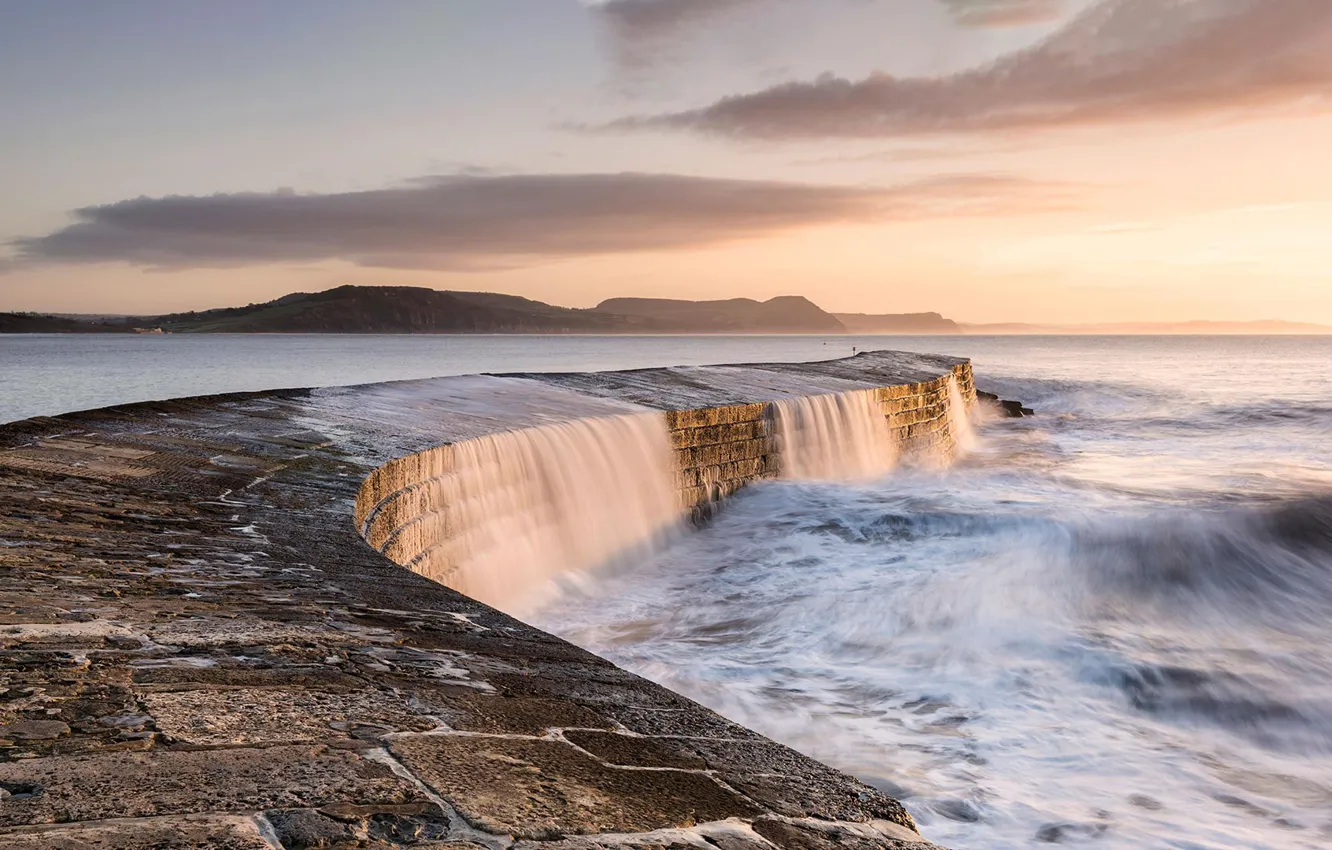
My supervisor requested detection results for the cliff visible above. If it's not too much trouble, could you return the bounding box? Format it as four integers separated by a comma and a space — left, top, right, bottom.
835, 312, 961, 334
595, 295, 845, 333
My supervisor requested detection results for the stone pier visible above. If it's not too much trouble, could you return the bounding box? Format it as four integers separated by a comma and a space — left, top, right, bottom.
0, 352, 971, 850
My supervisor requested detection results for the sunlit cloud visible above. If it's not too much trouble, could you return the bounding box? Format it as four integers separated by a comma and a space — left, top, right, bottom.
7, 172, 1070, 272
608, 0, 1332, 138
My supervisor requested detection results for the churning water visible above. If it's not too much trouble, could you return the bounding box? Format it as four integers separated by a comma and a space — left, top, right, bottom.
534, 337, 1332, 850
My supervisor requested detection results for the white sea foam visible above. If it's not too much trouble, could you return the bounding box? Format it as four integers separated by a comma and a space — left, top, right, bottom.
536, 339, 1332, 850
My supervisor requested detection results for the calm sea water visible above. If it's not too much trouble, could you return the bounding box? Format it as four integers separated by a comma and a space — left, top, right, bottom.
3, 333, 940, 424
6, 333, 1332, 848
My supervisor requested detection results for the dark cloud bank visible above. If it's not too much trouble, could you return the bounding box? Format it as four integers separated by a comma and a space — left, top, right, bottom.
9, 172, 1063, 271
608, 0, 1332, 138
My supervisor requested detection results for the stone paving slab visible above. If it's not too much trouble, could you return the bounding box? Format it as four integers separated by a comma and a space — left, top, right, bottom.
0, 814, 275, 850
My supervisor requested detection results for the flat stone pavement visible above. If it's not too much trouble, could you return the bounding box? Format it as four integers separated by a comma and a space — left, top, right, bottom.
0, 354, 958, 850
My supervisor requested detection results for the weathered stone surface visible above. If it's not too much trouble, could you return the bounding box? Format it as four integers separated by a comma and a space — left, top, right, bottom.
439, 693, 613, 736
266, 808, 355, 848
141, 686, 435, 745
0, 745, 419, 826
390, 734, 761, 838
581, 704, 764, 741
265, 801, 463, 848
663, 739, 918, 831
0, 814, 273, 850
562, 730, 707, 771
0, 720, 71, 741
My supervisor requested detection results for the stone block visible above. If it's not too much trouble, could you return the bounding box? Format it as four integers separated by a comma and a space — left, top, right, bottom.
669, 421, 766, 449
0, 814, 274, 850
562, 730, 706, 770
140, 687, 435, 745
663, 738, 917, 831
0, 745, 421, 827
389, 734, 760, 839
439, 693, 613, 735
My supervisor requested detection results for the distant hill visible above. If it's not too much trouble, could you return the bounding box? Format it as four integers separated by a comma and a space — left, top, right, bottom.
594, 296, 844, 333
145, 286, 631, 334
1, 286, 850, 334
0, 312, 132, 333
835, 312, 960, 334
10, 286, 1323, 335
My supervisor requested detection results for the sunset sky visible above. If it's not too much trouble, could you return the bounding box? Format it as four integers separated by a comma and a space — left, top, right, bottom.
3, 0, 1332, 323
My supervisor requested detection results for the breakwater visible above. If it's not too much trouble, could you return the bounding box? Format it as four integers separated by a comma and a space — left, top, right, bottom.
357, 360, 975, 612
0, 351, 969, 850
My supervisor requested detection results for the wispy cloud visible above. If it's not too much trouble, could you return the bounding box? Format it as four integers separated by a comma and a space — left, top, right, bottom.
607, 0, 1332, 138
7, 172, 1068, 272
587, 0, 1068, 66
941, 0, 1065, 27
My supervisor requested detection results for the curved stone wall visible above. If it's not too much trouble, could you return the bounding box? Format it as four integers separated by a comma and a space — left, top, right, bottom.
356, 361, 976, 603
0, 352, 971, 848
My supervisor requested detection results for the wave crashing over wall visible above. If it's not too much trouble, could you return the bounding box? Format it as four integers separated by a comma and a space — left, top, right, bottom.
411, 413, 679, 611
946, 374, 977, 456
774, 389, 900, 481
361, 363, 978, 614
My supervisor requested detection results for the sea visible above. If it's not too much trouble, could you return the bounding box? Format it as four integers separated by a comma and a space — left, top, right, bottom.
4, 333, 1331, 849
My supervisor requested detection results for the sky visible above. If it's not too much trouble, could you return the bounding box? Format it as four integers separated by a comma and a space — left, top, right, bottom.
2, 0, 1332, 324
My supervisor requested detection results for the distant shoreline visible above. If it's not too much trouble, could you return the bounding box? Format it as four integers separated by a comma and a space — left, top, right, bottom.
4, 284, 1328, 336
4, 329, 1331, 338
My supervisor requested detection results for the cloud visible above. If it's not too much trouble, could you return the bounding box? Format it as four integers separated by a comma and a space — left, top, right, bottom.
941, 0, 1065, 27
590, 0, 1063, 38
609, 0, 1332, 138
587, 0, 1065, 67
590, 0, 759, 42
8, 172, 1066, 272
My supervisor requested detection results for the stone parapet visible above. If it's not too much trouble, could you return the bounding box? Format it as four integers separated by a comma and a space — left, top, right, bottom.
359, 360, 976, 550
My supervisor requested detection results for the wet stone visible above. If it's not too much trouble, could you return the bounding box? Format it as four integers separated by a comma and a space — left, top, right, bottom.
266, 808, 354, 848
663, 738, 917, 831
389, 734, 761, 839
561, 730, 707, 770
0, 814, 274, 850
581, 704, 763, 741
140, 686, 435, 745
440, 693, 612, 736
0, 745, 420, 827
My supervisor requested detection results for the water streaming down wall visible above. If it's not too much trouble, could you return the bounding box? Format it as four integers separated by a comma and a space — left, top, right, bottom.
356, 361, 979, 611
773, 389, 899, 481
368, 413, 679, 611
946, 374, 978, 457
